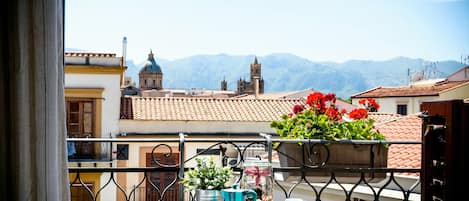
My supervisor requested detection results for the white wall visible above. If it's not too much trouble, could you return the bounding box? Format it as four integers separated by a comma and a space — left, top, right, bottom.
119, 120, 276, 134
65, 74, 122, 137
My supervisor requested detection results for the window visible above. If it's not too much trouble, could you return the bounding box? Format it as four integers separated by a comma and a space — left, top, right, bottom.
66, 98, 95, 159
153, 79, 156, 87
144, 79, 147, 86
397, 104, 407, 115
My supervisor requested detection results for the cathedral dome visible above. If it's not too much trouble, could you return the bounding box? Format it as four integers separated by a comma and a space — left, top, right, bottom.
140, 50, 162, 74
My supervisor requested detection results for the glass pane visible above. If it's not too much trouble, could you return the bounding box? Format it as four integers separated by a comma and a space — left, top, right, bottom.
83, 102, 92, 113
69, 102, 79, 112
69, 113, 79, 123
83, 113, 92, 133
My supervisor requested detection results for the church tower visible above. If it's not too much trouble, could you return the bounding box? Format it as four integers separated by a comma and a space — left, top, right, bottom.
236, 56, 264, 95
250, 56, 261, 82
139, 50, 163, 90
220, 77, 227, 91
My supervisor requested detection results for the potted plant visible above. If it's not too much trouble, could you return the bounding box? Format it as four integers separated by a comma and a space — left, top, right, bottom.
181, 157, 233, 201
270, 92, 388, 183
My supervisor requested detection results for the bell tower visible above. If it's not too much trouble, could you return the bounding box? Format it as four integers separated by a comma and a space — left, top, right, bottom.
221, 77, 227, 91
250, 56, 261, 82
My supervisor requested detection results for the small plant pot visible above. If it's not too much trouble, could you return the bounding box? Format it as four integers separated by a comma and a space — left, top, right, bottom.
277, 142, 388, 183
195, 189, 223, 201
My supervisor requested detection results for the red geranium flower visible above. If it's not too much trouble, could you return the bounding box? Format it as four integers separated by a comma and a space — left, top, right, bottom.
292, 104, 305, 114
326, 107, 342, 121
340, 109, 347, 114
358, 98, 380, 112
358, 99, 366, 105
325, 93, 336, 102
349, 108, 368, 120
306, 92, 326, 113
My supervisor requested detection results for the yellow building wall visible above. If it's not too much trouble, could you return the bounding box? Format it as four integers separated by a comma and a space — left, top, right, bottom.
69, 173, 102, 201
439, 83, 469, 100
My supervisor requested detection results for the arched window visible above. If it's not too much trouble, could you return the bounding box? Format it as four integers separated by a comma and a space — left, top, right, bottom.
153, 80, 156, 87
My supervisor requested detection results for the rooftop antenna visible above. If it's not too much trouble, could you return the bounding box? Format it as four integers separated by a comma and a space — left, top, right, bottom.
407, 68, 410, 85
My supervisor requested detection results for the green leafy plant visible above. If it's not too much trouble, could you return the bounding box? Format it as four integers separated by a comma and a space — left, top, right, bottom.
270, 92, 385, 142
181, 157, 233, 191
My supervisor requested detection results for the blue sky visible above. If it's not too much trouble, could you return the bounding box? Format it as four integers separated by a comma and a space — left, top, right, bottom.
65, 0, 469, 62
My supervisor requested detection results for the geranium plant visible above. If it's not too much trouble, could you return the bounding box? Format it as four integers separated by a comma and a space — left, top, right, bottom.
270, 92, 385, 141
181, 157, 233, 191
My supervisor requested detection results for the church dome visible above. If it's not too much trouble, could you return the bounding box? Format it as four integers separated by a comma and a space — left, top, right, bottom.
140, 50, 162, 74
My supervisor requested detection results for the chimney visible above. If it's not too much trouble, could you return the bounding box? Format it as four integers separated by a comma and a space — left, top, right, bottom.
122, 36, 127, 66
254, 76, 259, 99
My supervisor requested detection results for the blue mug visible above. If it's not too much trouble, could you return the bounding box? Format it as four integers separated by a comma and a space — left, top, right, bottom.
221, 188, 257, 201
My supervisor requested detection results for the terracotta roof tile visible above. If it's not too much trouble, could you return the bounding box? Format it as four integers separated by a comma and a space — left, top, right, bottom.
352, 81, 469, 98
375, 114, 422, 176
126, 97, 302, 122
368, 112, 402, 124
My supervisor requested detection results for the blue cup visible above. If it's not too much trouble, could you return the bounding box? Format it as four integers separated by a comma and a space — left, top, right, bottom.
221, 188, 257, 201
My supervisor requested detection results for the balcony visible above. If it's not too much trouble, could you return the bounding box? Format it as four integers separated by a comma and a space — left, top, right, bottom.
67, 134, 421, 201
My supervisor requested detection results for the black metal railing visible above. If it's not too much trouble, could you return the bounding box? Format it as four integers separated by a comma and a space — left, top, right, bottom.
67, 133, 421, 201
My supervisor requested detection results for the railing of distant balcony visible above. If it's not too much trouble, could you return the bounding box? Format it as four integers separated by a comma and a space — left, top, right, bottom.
67, 134, 421, 201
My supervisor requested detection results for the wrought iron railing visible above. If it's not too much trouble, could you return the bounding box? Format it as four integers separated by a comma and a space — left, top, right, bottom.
67, 133, 421, 201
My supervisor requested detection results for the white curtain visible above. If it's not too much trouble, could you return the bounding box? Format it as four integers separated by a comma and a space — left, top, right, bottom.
0, 0, 70, 200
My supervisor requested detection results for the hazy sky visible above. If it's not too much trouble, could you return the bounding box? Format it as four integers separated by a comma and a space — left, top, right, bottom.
65, 0, 469, 62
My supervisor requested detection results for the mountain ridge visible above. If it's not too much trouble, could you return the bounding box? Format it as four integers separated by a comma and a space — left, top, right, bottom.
119, 53, 465, 98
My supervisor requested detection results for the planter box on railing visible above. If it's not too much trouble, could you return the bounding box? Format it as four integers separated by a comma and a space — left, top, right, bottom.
276, 142, 388, 183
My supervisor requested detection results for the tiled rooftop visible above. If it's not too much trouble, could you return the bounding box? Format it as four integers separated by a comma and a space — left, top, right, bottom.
124, 97, 303, 122
375, 114, 422, 176
368, 112, 402, 124
352, 80, 469, 98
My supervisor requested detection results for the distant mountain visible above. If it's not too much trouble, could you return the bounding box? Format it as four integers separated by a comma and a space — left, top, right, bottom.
123, 54, 465, 98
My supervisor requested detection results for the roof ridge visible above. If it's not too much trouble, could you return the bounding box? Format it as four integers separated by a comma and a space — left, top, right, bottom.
351, 86, 382, 98
132, 96, 302, 102
65, 52, 117, 57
